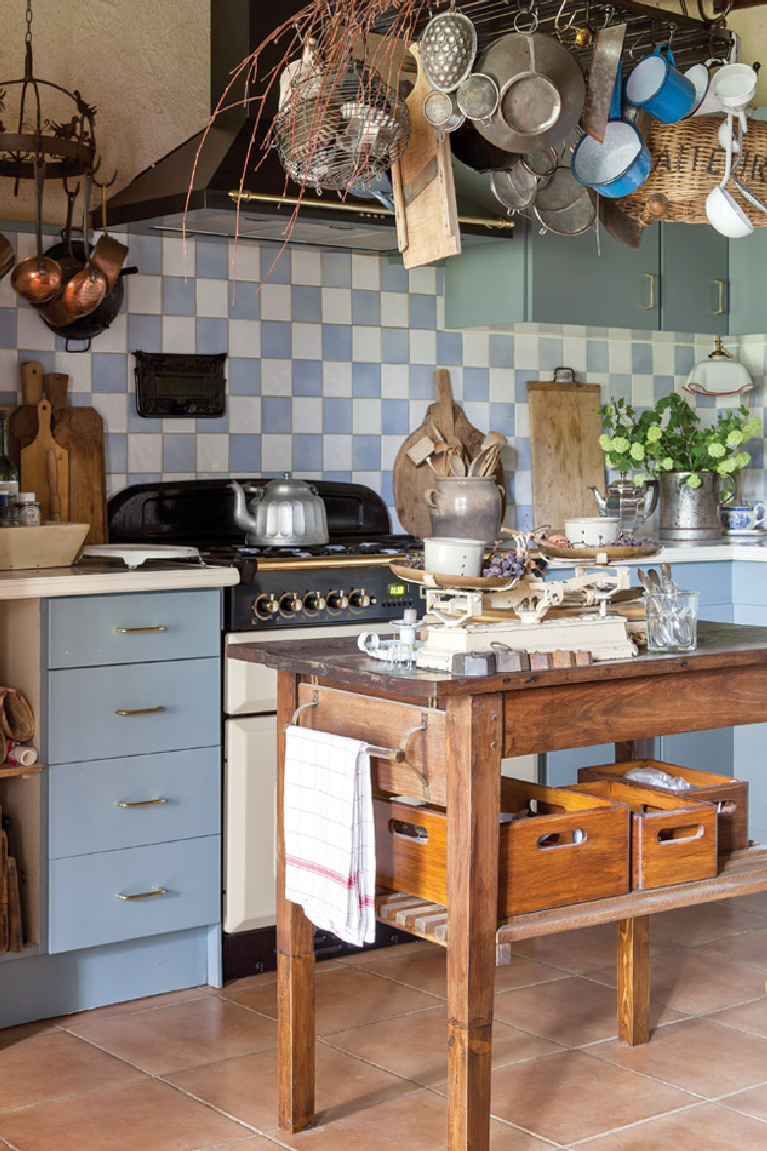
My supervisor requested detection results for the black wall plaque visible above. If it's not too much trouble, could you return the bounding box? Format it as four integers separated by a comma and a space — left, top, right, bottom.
134, 351, 227, 418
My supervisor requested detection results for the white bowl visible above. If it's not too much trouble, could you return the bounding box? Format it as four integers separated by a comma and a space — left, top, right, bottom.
423, 536, 485, 577
563, 517, 621, 546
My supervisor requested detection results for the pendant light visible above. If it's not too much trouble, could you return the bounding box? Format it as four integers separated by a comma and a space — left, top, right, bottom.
683, 337, 754, 398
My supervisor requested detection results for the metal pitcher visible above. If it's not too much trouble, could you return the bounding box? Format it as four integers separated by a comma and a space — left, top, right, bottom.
590, 474, 658, 526
659, 472, 723, 541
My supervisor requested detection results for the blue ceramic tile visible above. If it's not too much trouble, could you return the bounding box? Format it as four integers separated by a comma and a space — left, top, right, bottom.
353, 362, 381, 398
632, 342, 653, 374
674, 345, 695, 375
196, 317, 228, 353
653, 374, 675, 400
228, 357, 261, 395
162, 276, 196, 316
291, 285, 321, 324
324, 471, 353, 483
128, 234, 162, 276
196, 241, 228, 279
409, 364, 435, 399
128, 395, 163, 434
128, 473, 162, 485
92, 352, 128, 393
749, 438, 764, 468
261, 243, 291, 284
323, 398, 352, 433
70, 395, 92, 407
19, 349, 56, 372
489, 334, 514, 369
587, 340, 609, 373
55, 336, 90, 354
539, 337, 563, 372
228, 284, 261, 320
230, 434, 262, 473
380, 471, 394, 507
464, 367, 489, 402
0, 392, 15, 408
381, 327, 409, 364
293, 433, 323, 471
380, 258, 408, 292
352, 290, 381, 326
515, 369, 537, 402
262, 396, 292, 433
382, 399, 410, 434
163, 434, 196, 473
511, 437, 531, 471
0, 308, 16, 348
321, 250, 351, 288
609, 373, 632, 400
437, 330, 462, 365
196, 413, 229, 433
514, 503, 533, 531
105, 433, 127, 473
353, 434, 381, 470
293, 360, 322, 396
409, 294, 436, 330
323, 324, 352, 361
128, 314, 162, 353
261, 321, 292, 359
695, 392, 715, 409
489, 402, 515, 437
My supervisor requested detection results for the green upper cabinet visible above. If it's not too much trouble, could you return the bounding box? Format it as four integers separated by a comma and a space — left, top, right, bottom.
727, 227, 767, 335
444, 219, 729, 334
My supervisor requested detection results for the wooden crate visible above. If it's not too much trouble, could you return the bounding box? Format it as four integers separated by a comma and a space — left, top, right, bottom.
567, 779, 718, 890
0, 523, 89, 570
373, 777, 630, 918
577, 759, 748, 857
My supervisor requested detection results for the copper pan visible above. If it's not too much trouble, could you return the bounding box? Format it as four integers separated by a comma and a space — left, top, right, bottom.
39, 173, 106, 325
11, 161, 62, 305
90, 180, 128, 291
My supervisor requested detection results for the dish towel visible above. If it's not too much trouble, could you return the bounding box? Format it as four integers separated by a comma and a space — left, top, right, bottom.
283, 724, 377, 947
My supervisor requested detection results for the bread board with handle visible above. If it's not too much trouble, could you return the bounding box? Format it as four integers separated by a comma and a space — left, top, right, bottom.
527, 368, 605, 531
20, 400, 68, 523
9, 361, 44, 461
44, 373, 107, 545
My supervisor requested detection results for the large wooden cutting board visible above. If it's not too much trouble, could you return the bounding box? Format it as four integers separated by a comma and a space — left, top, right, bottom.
20, 400, 68, 522
527, 376, 605, 531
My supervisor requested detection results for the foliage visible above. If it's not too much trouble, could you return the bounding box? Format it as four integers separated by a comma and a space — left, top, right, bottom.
598, 394, 761, 489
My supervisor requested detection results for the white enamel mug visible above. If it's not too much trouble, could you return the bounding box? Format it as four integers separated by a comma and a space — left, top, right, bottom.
423, 536, 485, 577
706, 184, 754, 238
711, 63, 758, 111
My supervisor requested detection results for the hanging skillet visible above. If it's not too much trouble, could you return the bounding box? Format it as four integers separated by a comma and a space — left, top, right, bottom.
36, 234, 137, 351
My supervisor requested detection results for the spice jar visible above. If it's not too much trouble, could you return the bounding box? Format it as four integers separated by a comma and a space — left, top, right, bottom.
15, 492, 41, 526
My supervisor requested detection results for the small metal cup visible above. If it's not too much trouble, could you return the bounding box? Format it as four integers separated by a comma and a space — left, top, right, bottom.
423, 89, 466, 133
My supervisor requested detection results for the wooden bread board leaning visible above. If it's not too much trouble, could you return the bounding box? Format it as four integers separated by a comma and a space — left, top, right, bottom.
527, 368, 605, 531
20, 400, 68, 523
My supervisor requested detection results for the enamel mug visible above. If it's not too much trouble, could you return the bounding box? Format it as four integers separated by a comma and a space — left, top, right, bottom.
626, 46, 697, 123
720, 502, 767, 531
684, 61, 726, 117
711, 62, 758, 112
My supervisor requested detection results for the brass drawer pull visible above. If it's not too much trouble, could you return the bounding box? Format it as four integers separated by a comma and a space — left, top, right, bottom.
643, 272, 656, 310
114, 706, 166, 716
114, 626, 167, 634
116, 797, 168, 808
713, 278, 725, 316
116, 887, 167, 901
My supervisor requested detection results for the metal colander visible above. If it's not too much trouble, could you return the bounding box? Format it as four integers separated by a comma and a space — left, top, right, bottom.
274, 62, 410, 194
420, 10, 478, 93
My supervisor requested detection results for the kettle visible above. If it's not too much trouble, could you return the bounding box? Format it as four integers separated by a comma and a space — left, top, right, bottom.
230, 475, 329, 547
590, 474, 658, 525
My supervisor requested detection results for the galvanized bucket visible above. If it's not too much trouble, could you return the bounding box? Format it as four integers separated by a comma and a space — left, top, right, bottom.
659, 471, 722, 541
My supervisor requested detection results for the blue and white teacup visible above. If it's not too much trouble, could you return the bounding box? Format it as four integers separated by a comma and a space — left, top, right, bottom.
720, 502, 767, 531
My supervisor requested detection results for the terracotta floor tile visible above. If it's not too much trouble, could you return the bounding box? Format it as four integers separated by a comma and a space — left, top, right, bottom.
724, 1082, 767, 1123
60, 987, 214, 1023
493, 975, 681, 1047
0, 1079, 248, 1151
509, 924, 673, 975
270, 1087, 553, 1149
588, 1016, 767, 1097
335, 941, 434, 966
166, 1042, 415, 1131
698, 925, 767, 969
652, 901, 767, 946
463, 1049, 692, 1145
710, 996, 767, 1040
214, 960, 344, 996
731, 891, 767, 918
589, 945, 767, 1014
0, 1030, 143, 1112
62, 995, 278, 1075
221, 965, 441, 1035
0, 1021, 60, 1049
324, 1004, 559, 1087
574, 1101, 767, 1149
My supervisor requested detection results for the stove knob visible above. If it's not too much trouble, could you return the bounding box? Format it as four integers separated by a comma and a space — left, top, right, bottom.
256, 594, 279, 617
327, 590, 349, 611
280, 593, 303, 616
303, 591, 326, 612
349, 588, 371, 609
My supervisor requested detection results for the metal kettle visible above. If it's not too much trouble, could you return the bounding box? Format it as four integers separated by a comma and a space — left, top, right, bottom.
230, 475, 329, 547
590, 474, 658, 525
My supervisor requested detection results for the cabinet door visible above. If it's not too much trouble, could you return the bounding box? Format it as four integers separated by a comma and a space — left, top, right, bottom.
660, 224, 727, 335
530, 225, 660, 330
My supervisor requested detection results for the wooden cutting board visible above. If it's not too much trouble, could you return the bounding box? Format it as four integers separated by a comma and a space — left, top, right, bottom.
392, 368, 505, 539
20, 400, 68, 522
44, 374, 107, 545
527, 374, 605, 531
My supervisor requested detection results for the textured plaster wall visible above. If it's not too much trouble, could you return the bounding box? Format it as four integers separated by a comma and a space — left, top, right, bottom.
0, 0, 209, 223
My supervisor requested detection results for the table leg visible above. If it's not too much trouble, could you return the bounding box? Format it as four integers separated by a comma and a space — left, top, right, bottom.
276, 671, 315, 1132
615, 739, 655, 762
446, 694, 502, 1151
616, 916, 651, 1046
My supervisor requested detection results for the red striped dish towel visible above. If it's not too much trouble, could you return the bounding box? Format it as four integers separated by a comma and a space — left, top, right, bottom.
283, 724, 376, 947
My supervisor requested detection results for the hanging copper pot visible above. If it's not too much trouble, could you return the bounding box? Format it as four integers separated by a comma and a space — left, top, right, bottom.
11, 160, 62, 305
38, 172, 106, 325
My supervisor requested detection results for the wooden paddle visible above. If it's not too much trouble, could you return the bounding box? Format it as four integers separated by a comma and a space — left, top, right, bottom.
43, 373, 107, 545
20, 400, 68, 522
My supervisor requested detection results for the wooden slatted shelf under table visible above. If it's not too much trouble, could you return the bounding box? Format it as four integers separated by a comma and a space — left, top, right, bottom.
229, 621, 767, 1151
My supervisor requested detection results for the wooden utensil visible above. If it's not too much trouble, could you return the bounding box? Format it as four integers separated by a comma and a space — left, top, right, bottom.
20, 400, 68, 522
9, 362, 44, 467
527, 368, 605, 531
43, 373, 107, 545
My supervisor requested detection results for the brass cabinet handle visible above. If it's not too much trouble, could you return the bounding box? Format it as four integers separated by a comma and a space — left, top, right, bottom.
116, 797, 168, 808
114, 706, 166, 716
713, 278, 725, 316
643, 272, 656, 310
116, 887, 167, 901
114, 626, 167, 634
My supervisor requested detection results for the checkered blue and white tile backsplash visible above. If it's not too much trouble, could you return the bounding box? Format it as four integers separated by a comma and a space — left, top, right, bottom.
0, 225, 764, 531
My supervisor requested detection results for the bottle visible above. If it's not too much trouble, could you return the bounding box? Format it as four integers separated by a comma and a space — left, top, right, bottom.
15, 493, 40, 526
0, 414, 18, 502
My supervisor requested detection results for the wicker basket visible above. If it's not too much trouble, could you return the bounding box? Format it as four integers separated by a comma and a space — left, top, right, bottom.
616, 117, 767, 226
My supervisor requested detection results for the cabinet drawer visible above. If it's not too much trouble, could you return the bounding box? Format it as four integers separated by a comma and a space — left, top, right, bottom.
48, 658, 220, 763
49, 835, 220, 954
47, 590, 221, 669
49, 748, 220, 859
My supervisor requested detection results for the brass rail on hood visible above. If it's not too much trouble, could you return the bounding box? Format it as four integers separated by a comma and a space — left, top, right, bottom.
228, 190, 515, 229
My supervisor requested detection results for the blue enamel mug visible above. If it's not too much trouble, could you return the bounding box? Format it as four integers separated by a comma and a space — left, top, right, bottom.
625, 46, 696, 123
572, 67, 651, 199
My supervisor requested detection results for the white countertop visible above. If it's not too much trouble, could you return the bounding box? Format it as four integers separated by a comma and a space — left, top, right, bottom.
0, 560, 240, 599
546, 542, 767, 567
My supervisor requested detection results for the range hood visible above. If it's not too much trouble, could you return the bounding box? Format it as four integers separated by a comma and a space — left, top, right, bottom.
105, 0, 511, 251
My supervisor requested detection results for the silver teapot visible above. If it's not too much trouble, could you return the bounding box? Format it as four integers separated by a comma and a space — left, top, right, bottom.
230, 475, 329, 547
590, 474, 658, 526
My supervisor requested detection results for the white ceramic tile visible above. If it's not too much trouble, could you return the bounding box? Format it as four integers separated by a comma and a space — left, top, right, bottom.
107, 474, 127, 496
461, 330, 490, 368
409, 266, 437, 294
323, 434, 353, 471
352, 252, 380, 290
260, 359, 292, 396
291, 397, 322, 434
380, 291, 408, 328
127, 274, 162, 314
91, 392, 128, 435
436, 295, 445, 329
261, 433, 292, 472
91, 312, 128, 354
562, 336, 587, 370
292, 323, 322, 359
228, 318, 260, 357
163, 419, 195, 433
489, 368, 515, 403
0, 350, 18, 394
163, 236, 194, 278
291, 246, 322, 285
128, 433, 162, 472
513, 334, 538, 371
162, 316, 196, 353
0, 269, 15, 308
631, 375, 654, 406
351, 470, 383, 493
352, 398, 382, 434
410, 399, 430, 426
15, 232, 37, 260
409, 329, 436, 364
381, 435, 401, 472
321, 287, 352, 325
607, 340, 632, 374
514, 402, 530, 438
196, 278, 229, 318
323, 361, 352, 396
17, 306, 55, 350
352, 326, 381, 363
260, 282, 291, 322
653, 344, 675, 375
228, 240, 261, 282
197, 433, 230, 472
463, 401, 490, 432
56, 352, 91, 394
161, 472, 196, 482
513, 469, 532, 504
380, 363, 409, 398
229, 396, 261, 433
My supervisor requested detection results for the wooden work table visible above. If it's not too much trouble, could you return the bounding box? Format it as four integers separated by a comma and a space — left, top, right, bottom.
231, 621, 767, 1150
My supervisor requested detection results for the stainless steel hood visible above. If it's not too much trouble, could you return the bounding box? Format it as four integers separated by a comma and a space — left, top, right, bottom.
105, 0, 511, 250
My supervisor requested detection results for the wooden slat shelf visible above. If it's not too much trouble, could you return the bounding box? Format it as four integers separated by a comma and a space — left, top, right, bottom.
377, 845, 767, 966
0, 762, 41, 780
